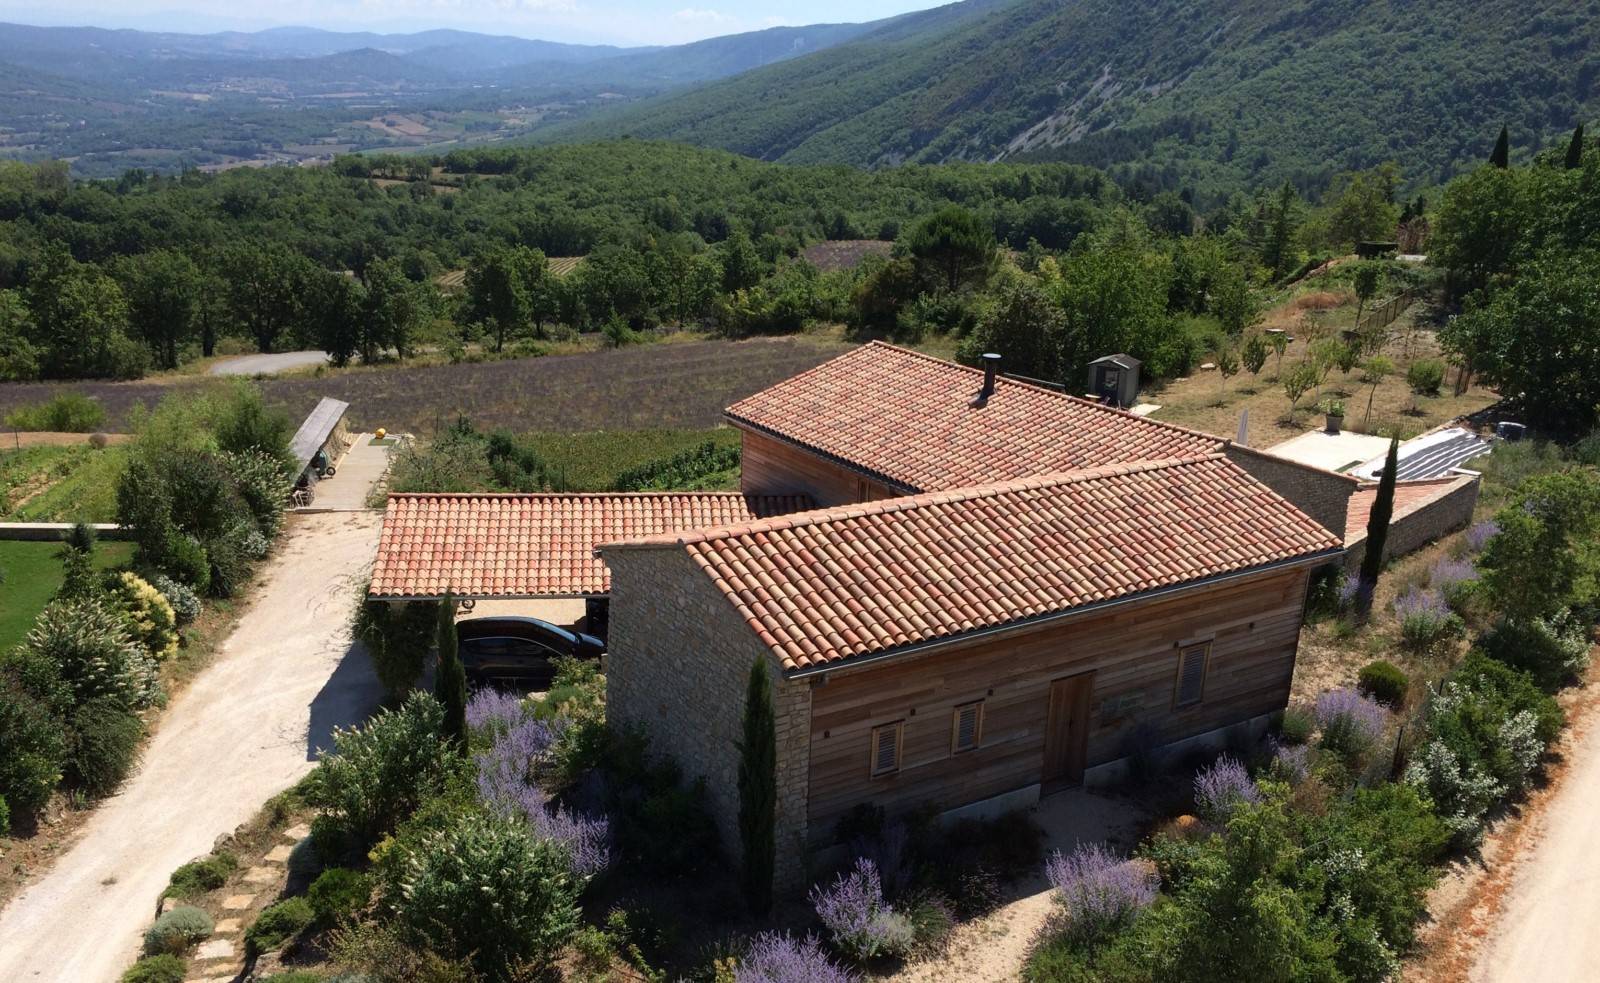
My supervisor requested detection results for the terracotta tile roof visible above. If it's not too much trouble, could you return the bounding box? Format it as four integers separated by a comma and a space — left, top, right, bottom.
1345, 476, 1474, 541
370, 492, 811, 599
602, 456, 1342, 671
724, 341, 1224, 492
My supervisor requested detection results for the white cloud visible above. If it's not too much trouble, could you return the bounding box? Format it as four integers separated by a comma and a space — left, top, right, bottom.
672, 7, 732, 23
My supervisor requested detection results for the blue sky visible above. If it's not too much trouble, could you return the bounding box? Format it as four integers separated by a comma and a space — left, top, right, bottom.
0, 1, 950, 46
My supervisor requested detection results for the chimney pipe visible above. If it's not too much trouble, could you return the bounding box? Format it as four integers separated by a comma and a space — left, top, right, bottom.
980, 353, 1001, 400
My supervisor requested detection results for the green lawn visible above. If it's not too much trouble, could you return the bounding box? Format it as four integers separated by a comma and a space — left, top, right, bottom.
0, 539, 136, 651
522, 428, 741, 492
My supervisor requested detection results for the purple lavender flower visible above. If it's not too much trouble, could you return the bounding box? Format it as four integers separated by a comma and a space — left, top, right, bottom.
1268, 739, 1313, 783
1339, 574, 1370, 612
734, 932, 858, 983
1315, 686, 1389, 759
474, 715, 609, 878
1044, 843, 1158, 940
1464, 520, 1499, 553
1395, 586, 1462, 652
810, 857, 911, 961
1193, 755, 1261, 822
465, 687, 527, 734
1431, 558, 1478, 595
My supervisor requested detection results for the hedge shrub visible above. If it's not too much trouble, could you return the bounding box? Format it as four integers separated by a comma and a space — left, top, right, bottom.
0, 674, 69, 816
245, 897, 314, 955
106, 572, 180, 661
24, 597, 160, 710
1357, 660, 1409, 708
164, 852, 238, 899
120, 955, 186, 983
307, 867, 371, 924
308, 691, 458, 845
0, 793, 10, 835
1481, 613, 1592, 691
66, 698, 145, 797
143, 905, 213, 955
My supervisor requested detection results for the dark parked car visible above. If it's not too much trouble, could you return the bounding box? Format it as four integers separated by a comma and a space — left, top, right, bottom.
456, 616, 604, 683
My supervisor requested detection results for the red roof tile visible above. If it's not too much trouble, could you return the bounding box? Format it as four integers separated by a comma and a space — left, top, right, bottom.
725, 341, 1223, 492
370, 492, 810, 599
602, 456, 1342, 670
1345, 476, 1473, 541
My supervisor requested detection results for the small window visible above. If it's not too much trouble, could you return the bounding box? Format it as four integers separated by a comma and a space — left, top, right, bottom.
1174, 642, 1211, 708
951, 701, 984, 753
870, 721, 904, 777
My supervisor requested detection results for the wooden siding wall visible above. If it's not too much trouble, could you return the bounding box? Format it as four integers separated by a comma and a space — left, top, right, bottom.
738, 428, 903, 507
804, 566, 1311, 839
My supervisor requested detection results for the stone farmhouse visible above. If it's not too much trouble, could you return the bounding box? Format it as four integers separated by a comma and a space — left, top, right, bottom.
370, 341, 1477, 888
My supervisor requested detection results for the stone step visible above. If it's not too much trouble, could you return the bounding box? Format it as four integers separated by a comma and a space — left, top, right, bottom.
220, 893, 256, 910
264, 844, 294, 863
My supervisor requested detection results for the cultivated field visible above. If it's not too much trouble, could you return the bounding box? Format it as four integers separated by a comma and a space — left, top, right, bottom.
800, 239, 894, 272
0, 337, 849, 437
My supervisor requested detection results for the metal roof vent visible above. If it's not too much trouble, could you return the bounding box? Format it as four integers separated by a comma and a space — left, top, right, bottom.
977, 352, 1001, 405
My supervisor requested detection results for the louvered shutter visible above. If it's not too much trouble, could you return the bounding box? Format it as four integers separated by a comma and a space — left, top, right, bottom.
1175, 643, 1210, 707
952, 701, 983, 752
870, 722, 902, 776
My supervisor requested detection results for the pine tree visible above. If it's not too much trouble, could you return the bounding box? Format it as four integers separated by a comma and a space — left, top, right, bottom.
434, 591, 467, 752
1490, 126, 1510, 168
1566, 124, 1586, 170
1356, 437, 1400, 618
737, 656, 777, 913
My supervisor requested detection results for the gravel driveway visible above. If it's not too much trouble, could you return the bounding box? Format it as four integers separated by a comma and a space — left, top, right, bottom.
208, 351, 330, 376
0, 512, 385, 982
1472, 691, 1600, 982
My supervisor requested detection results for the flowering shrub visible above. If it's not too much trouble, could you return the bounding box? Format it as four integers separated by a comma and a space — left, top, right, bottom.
811, 857, 914, 962
1192, 755, 1260, 822
733, 932, 858, 983
148, 574, 201, 624
392, 812, 581, 980
1404, 737, 1504, 845
465, 687, 529, 735
309, 692, 459, 845
475, 715, 609, 880
1394, 587, 1464, 654
107, 572, 180, 661
1430, 558, 1478, 607
1043, 843, 1158, 941
1268, 740, 1313, 784
24, 596, 160, 709
1464, 519, 1499, 553
1315, 687, 1389, 760
1338, 574, 1369, 612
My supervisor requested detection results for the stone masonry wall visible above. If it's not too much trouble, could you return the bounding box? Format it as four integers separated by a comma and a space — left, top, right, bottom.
603, 546, 813, 890
1225, 444, 1359, 539
1344, 475, 1480, 572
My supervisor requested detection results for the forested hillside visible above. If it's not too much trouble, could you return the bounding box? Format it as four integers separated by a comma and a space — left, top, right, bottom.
546, 0, 1600, 201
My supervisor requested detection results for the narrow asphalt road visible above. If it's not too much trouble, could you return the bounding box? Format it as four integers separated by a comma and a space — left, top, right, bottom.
1472, 690, 1600, 983
0, 512, 385, 982
208, 351, 330, 376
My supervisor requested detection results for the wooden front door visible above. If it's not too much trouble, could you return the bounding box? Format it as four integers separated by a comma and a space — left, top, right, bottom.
1043, 673, 1094, 786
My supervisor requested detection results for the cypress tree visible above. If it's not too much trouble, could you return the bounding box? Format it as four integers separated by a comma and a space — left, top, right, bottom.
1356, 437, 1400, 618
737, 656, 777, 913
434, 591, 467, 752
1566, 124, 1586, 170
1490, 126, 1510, 168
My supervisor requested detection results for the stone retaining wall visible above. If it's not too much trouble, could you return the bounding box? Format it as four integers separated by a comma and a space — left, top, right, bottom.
0, 522, 128, 541
1344, 474, 1479, 572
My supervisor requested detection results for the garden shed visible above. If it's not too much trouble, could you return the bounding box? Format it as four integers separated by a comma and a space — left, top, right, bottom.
1086, 353, 1141, 408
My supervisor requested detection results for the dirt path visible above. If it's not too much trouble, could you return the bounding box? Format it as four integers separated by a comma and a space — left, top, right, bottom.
208, 351, 330, 376
0, 512, 384, 983
1468, 684, 1600, 982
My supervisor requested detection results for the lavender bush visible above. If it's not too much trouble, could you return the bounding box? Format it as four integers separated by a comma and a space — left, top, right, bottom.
1464, 519, 1499, 553
1339, 574, 1370, 612
1394, 587, 1464, 654
1315, 687, 1389, 760
734, 932, 858, 983
465, 687, 528, 735
810, 858, 914, 962
1268, 740, 1313, 784
475, 716, 610, 879
1193, 755, 1261, 822
1430, 558, 1478, 606
1043, 843, 1158, 941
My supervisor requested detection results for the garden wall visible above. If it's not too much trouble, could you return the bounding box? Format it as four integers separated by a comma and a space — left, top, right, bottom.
0, 522, 128, 541
1343, 474, 1479, 572
1224, 443, 1359, 539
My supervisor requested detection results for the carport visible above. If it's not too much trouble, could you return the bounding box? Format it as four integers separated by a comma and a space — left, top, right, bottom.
367, 490, 810, 637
